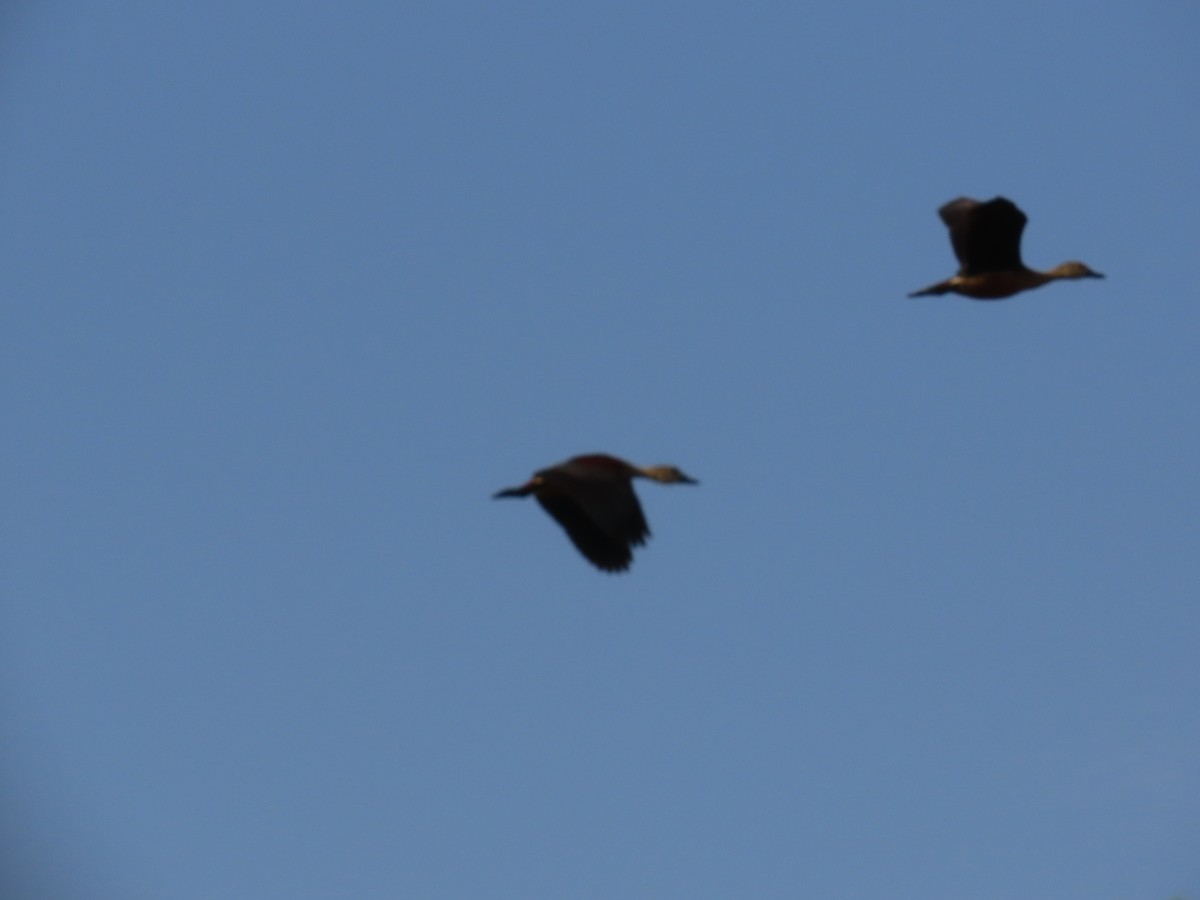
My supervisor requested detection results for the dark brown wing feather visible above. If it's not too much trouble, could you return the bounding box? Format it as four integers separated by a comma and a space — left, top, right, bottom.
536, 492, 641, 572
529, 467, 651, 572
939, 197, 1027, 275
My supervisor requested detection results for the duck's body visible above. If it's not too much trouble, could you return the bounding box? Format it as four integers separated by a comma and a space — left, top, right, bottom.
493, 453, 698, 572
909, 197, 1103, 300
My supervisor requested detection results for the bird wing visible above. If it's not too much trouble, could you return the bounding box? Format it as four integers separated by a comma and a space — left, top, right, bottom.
534, 475, 650, 572
939, 196, 1027, 275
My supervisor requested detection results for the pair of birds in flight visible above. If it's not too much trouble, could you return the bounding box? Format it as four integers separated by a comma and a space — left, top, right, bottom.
496, 196, 1106, 572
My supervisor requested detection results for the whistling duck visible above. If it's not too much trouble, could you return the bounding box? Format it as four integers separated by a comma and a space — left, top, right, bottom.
909, 196, 1104, 300
493, 454, 698, 572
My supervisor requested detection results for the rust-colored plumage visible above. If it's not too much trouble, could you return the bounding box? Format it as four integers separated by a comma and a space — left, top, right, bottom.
909, 197, 1104, 300
493, 454, 698, 572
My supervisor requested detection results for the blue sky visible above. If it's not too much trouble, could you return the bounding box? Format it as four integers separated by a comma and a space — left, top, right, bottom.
3, 2, 1198, 898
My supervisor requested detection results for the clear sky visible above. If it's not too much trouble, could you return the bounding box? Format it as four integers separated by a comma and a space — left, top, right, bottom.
3, 2, 1198, 898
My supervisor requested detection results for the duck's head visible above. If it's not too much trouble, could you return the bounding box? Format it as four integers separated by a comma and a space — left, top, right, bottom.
1051, 261, 1104, 280
638, 465, 699, 485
